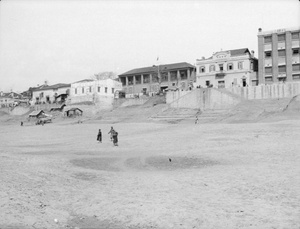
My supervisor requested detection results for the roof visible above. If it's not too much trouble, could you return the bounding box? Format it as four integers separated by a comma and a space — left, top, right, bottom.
29, 110, 44, 117
119, 62, 195, 76
0, 92, 23, 99
73, 79, 95, 84
229, 48, 250, 56
32, 83, 70, 92
65, 107, 83, 112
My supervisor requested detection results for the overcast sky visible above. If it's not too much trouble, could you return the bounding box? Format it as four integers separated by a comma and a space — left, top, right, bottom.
0, 0, 299, 92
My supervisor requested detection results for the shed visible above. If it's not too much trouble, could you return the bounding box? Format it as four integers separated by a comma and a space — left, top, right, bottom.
28, 110, 45, 118
64, 108, 83, 117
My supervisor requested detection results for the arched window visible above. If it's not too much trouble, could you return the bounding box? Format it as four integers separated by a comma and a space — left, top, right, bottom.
209, 65, 215, 72
199, 66, 205, 73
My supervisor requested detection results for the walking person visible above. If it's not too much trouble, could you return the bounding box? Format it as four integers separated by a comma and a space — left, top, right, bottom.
108, 126, 115, 141
112, 131, 118, 146
97, 129, 102, 143
195, 116, 199, 124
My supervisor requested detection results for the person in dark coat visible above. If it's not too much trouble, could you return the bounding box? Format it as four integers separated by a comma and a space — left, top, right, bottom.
97, 129, 102, 143
112, 131, 118, 146
108, 126, 115, 141
21, 121, 23, 126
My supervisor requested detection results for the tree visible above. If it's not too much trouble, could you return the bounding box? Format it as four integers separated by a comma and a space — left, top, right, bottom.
91, 72, 117, 80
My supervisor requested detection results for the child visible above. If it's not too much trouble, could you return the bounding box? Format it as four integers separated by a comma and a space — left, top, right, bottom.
97, 129, 102, 143
108, 126, 115, 141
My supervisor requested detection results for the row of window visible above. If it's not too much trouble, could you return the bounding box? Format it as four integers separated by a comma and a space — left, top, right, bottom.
265, 74, 300, 81
264, 32, 299, 43
265, 64, 300, 74
74, 86, 115, 94
265, 48, 299, 58
199, 62, 245, 73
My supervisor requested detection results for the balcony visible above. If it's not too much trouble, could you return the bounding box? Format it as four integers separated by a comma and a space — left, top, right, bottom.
292, 55, 300, 64
292, 40, 300, 48
278, 57, 286, 65
215, 72, 226, 79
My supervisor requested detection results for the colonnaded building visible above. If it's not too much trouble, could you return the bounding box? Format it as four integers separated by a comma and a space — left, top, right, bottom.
118, 62, 196, 97
195, 48, 258, 88
257, 27, 300, 84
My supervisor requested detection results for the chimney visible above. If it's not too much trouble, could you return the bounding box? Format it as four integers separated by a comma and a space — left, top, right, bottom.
201, 56, 205, 60
258, 28, 262, 32
251, 50, 255, 58
0, 91, 3, 96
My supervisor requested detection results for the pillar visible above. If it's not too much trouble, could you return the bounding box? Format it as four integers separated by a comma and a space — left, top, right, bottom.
125, 76, 128, 86
141, 74, 144, 84
258, 34, 265, 84
272, 33, 278, 82
286, 31, 293, 82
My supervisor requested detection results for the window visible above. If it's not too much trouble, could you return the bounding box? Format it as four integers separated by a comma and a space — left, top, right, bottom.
219, 64, 223, 71
105, 87, 108, 93
265, 67, 272, 74
227, 63, 233, 70
278, 34, 285, 42
143, 74, 150, 83
278, 50, 286, 57
205, 81, 210, 86
209, 65, 215, 72
180, 70, 187, 80
292, 74, 300, 80
293, 48, 299, 55
161, 72, 168, 82
200, 66, 205, 73
98, 86, 100, 92
170, 72, 177, 81
238, 62, 243, 69
75, 88, 77, 94
112, 88, 114, 94
278, 65, 286, 73
89, 86, 92, 93
82, 87, 84, 94
218, 81, 225, 88
265, 51, 272, 58
292, 64, 300, 72
250, 62, 253, 70
264, 36, 272, 43
265, 77, 273, 82
128, 76, 133, 85
292, 32, 299, 40
135, 75, 141, 84
120, 77, 126, 86
152, 73, 159, 82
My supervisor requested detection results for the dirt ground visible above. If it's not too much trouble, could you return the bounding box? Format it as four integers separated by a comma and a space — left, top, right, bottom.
0, 116, 300, 229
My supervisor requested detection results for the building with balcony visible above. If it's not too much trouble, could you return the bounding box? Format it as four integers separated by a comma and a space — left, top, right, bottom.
32, 83, 70, 104
195, 48, 258, 88
118, 62, 196, 97
257, 27, 300, 84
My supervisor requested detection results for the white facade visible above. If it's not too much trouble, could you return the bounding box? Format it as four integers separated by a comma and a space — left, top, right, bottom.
32, 84, 70, 104
70, 78, 122, 107
195, 49, 258, 88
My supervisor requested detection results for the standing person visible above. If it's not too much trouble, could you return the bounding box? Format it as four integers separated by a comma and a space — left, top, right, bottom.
20, 121, 23, 126
97, 129, 102, 143
108, 126, 115, 141
195, 116, 199, 124
113, 131, 118, 146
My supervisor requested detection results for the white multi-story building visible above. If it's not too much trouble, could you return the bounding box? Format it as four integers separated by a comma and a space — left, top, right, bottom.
195, 48, 258, 88
70, 78, 122, 108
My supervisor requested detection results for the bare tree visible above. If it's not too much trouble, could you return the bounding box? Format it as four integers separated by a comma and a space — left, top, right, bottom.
91, 72, 117, 80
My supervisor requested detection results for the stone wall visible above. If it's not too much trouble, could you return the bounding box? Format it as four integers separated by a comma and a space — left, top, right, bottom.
227, 82, 300, 100
166, 89, 241, 110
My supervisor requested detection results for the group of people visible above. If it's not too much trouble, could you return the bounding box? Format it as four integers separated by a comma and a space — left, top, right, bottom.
97, 126, 119, 146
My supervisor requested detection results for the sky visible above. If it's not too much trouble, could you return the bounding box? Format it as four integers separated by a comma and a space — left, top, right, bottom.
0, 0, 299, 92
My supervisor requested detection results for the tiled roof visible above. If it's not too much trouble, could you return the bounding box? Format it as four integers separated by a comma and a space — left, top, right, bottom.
119, 62, 195, 76
229, 48, 250, 56
29, 110, 44, 117
32, 83, 70, 91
